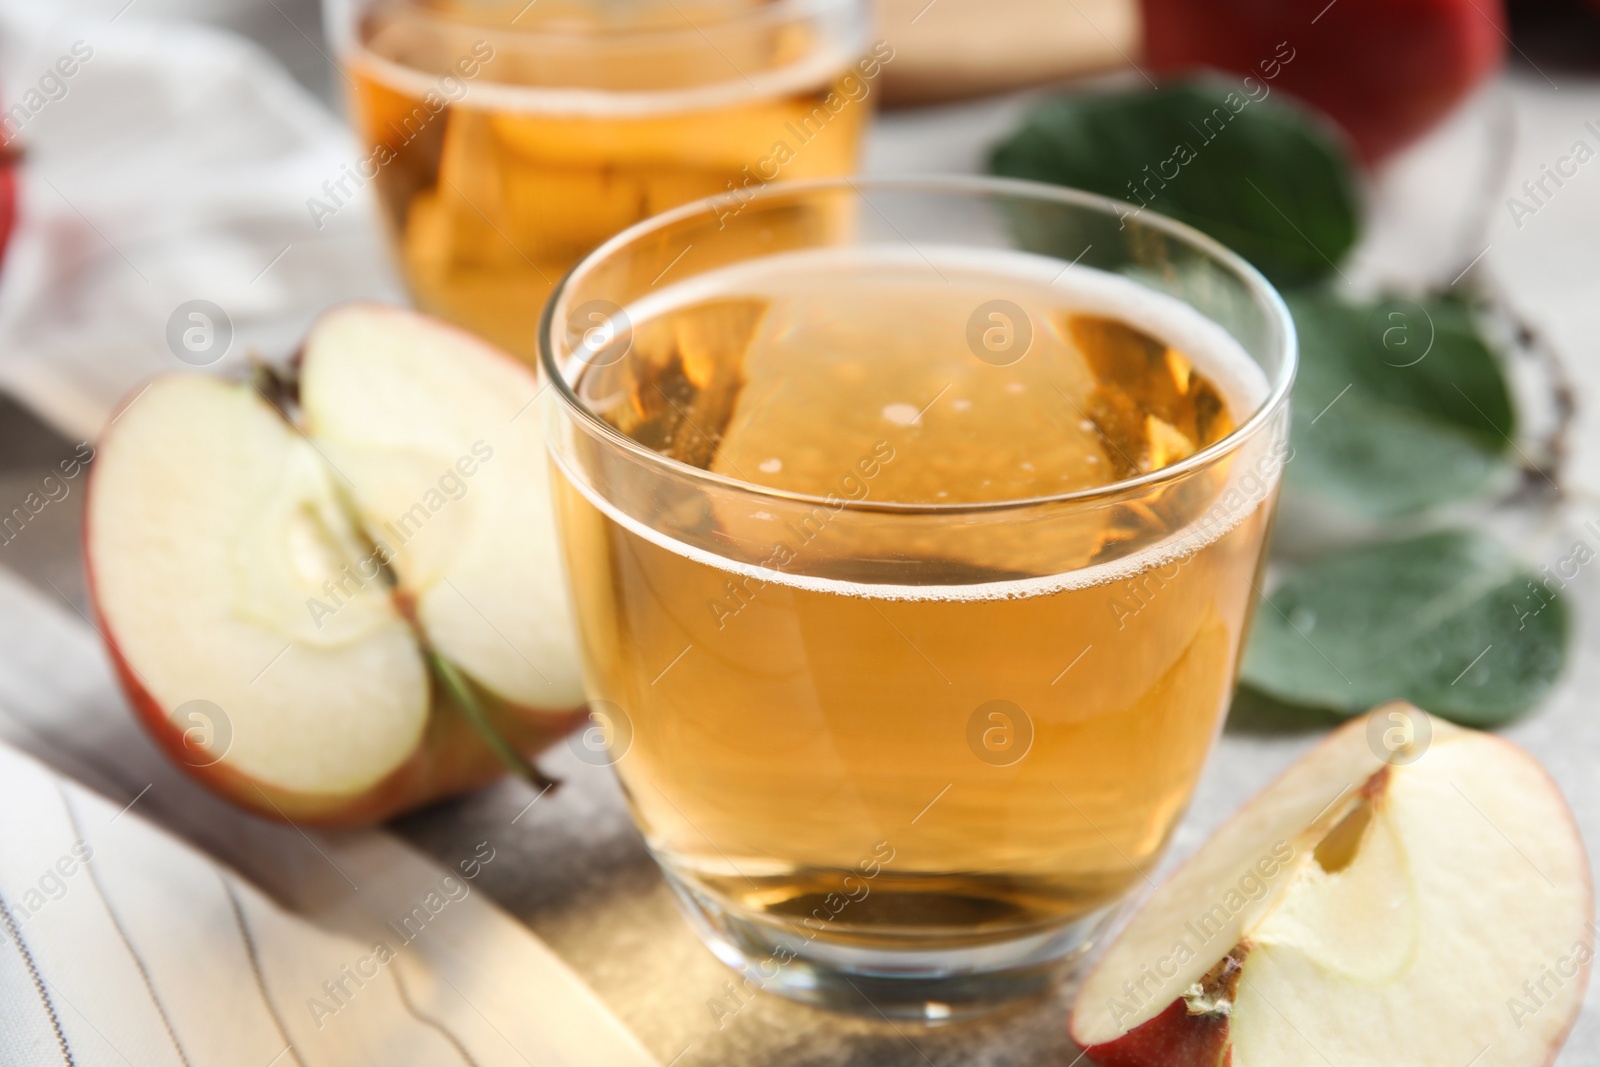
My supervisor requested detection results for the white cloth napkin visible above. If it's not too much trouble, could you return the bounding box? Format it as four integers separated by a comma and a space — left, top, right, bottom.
0, 0, 401, 439
0, 563, 659, 1067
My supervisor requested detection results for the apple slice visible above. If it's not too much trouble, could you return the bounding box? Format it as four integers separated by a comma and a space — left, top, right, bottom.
1071, 704, 1592, 1067
86, 304, 586, 826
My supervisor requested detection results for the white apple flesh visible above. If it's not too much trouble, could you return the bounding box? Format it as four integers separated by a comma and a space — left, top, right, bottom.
86, 304, 587, 825
1070, 704, 1593, 1067
298, 303, 582, 714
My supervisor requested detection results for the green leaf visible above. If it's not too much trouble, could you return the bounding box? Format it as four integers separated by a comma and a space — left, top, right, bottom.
1287, 292, 1516, 519
1240, 531, 1568, 726
988, 80, 1359, 287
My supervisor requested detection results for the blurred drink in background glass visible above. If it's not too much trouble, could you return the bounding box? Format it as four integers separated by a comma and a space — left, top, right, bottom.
330, 0, 878, 358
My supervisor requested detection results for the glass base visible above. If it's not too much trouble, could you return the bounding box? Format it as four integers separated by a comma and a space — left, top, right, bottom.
661, 868, 1117, 1020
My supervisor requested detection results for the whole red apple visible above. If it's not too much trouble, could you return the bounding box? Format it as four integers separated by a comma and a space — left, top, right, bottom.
1139, 0, 1507, 161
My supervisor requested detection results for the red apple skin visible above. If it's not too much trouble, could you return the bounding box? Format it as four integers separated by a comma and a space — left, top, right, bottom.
82, 440, 589, 828
1138, 0, 1507, 162
1081, 945, 1246, 1067
1081, 996, 1232, 1067
0, 142, 17, 274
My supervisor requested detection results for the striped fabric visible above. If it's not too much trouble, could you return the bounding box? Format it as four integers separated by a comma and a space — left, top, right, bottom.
0, 570, 657, 1067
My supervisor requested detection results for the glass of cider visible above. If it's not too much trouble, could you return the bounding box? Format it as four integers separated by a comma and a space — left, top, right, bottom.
328, 0, 878, 360
541, 177, 1296, 1017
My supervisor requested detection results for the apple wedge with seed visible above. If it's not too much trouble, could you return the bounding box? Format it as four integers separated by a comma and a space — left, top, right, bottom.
1071, 704, 1593, 1067
86, 303, 587, 826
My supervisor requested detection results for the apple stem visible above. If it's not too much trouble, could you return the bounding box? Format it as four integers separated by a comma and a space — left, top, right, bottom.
428, 651, 560, 794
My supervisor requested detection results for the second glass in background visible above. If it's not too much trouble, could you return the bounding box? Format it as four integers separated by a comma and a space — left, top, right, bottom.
328, 0, 879, 358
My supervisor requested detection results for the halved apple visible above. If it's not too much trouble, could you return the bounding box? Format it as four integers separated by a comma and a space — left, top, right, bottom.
1071, 704, 1593, 1067
85, 304, 587, 826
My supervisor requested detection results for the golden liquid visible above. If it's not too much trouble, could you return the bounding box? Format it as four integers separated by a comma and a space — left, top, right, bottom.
346, 1, 871, 358
554, 250, 1279, 949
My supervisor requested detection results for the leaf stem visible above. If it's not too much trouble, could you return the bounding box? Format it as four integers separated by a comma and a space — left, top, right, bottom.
428, 651, 559, 794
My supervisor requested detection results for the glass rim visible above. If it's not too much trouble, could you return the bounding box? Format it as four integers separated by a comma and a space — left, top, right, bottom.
343, 0, 862, 43
539, 174, 1299, 517
335, 0, 872, 116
